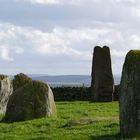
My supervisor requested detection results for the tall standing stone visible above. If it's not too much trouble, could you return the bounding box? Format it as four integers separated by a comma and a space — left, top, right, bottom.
91, 46, 114, 102
0, 75, 13, 114
119, 50, 140, 138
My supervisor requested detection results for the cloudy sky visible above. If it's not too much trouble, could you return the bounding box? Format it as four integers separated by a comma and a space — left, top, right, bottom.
0, 0, 140, 75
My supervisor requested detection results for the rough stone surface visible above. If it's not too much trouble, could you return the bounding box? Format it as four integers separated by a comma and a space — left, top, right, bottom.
13, 73, 32, 91
4, 80, 56, 122
119, 50, 140, 138
0, 75, 13, 114
91, 46, 114, 102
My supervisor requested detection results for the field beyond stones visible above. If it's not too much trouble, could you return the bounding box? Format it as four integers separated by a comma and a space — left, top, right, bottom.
0, 101, 136, 140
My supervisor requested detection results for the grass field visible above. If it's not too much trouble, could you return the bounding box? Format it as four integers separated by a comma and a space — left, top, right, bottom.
0, 101, 137, 140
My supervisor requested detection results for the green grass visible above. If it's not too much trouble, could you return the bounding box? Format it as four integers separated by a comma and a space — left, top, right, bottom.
0, 101, 136, 140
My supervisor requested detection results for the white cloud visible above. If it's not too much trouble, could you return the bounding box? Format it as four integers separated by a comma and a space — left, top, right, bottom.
27, 0, 61, 5
21, 0, 67, 5
15, 47, 24, 54
0, 46, 13, 61
0, 22, 136, 60
0, 19, 140, 75
111, 49, 127, 57
130, 35, 140, 49
0, 22, 93, 62
1, 0, 140, 75
20, 0, 140, 8
131, 7, 140, 17
0, 23, 25, 61
21, 0, 117, 6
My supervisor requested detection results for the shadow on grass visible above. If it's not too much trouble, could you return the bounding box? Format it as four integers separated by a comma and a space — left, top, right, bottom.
90, 133, 122, 140
30, 137, 48, 140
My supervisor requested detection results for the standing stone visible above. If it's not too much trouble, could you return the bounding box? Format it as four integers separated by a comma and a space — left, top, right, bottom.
91, 46, 114, 102
0, 75, 13, 114
119, 50, 140, 138
4, 80, 57, 122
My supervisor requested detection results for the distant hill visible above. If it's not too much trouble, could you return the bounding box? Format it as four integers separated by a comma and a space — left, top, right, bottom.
31, 75, 120, 87
32, 75, 91, 87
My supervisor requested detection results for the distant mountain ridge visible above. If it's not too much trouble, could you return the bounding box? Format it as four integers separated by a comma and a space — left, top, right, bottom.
7, 74, 120, 87
30, 75, 120, 87
31, 75, 90, 87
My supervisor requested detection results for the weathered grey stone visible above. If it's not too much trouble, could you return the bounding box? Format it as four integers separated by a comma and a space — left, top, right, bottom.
0, 75, 13, 114
119, 50, 140, 138
91, 46, 114, 102
4, 80, 57, 122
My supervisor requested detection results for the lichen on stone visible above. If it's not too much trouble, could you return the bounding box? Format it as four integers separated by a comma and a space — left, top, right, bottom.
0, 75, 7, 80
0, 76, 13, 114
4, 80, 56, 122
13, 73, 32, 91
119, 50, 140, 138
123, 50, 140, 75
